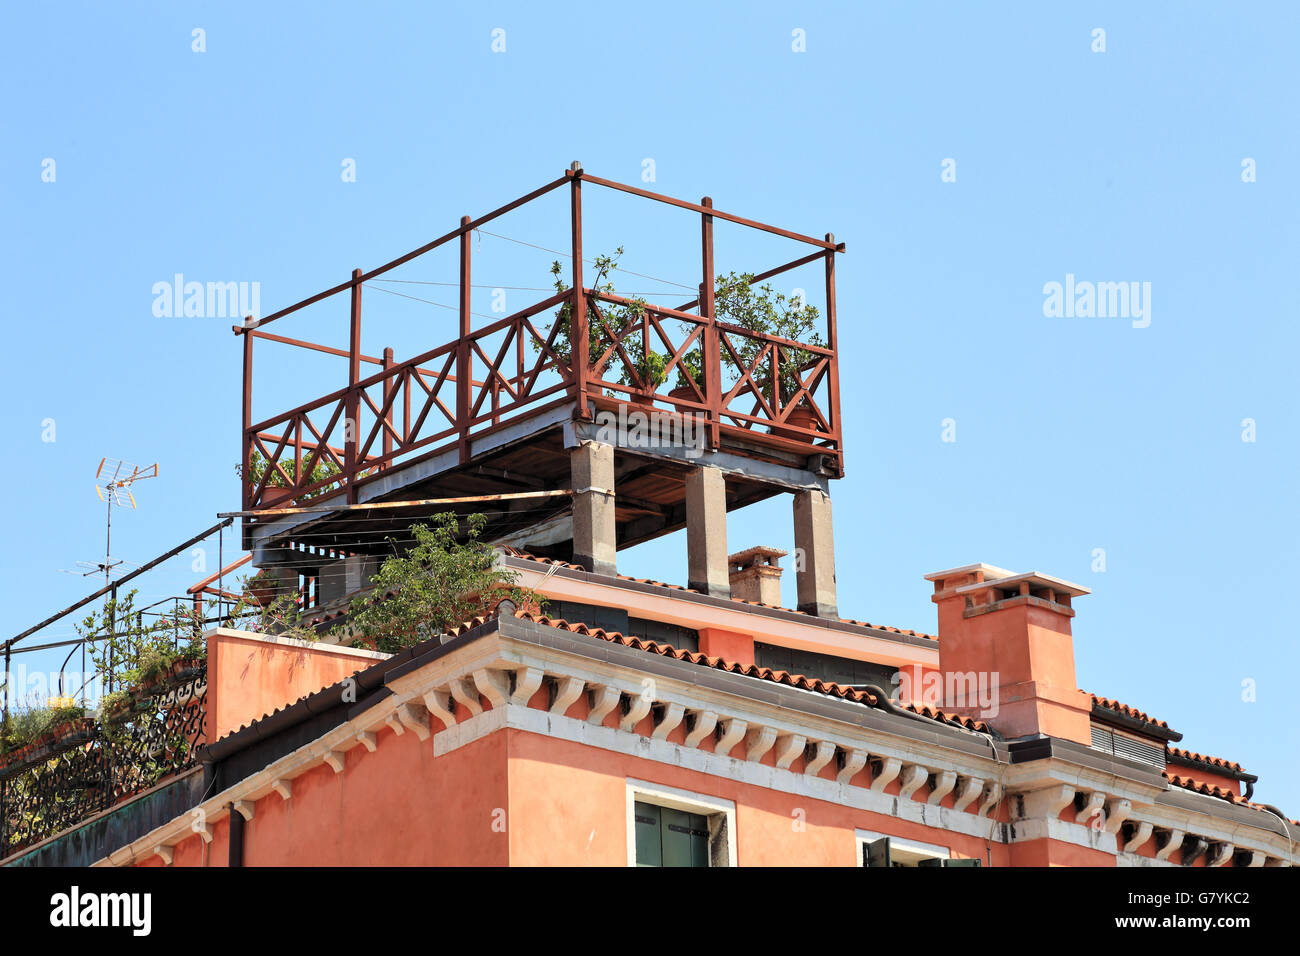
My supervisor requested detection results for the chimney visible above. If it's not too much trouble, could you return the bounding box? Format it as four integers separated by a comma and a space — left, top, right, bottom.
925, 564, 1093, 745
728, 546, 786, 605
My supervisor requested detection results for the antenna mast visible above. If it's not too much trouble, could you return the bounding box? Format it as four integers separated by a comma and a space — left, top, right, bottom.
93, 458, 158, 587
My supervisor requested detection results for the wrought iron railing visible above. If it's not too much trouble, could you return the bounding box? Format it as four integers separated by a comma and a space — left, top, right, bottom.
0, 663, 206, 857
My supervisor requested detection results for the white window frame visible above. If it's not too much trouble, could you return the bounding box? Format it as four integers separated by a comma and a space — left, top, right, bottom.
855, 828, 951, 867
626, 778, 738, 867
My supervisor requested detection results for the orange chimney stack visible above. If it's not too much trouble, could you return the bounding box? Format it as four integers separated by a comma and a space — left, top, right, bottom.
925, 564, 1093, 745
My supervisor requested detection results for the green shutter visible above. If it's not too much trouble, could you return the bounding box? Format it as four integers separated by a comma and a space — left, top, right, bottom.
635, 802, 710, 867
943, 858, 982, 867
634, 802, 662, 867
661, 807, 710, 867
864, 836, 891, 867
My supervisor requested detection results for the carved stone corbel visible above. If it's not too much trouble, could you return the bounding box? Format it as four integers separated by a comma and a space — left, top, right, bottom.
423, 688, 457, 728
509, 667, 544, 706
952, 776, 985, 813
838, 749, 869, 786
803, 741, 836, 777
619, 693, 653, 732
744, 726, 778, 762
587, 685, 621, 725
1123, 821, 1154, 853
1155, 828, 1185, 862
449, 678, 483, 717
868, 755, 900, 792
927, 770, 958, 806
684, 710, 718, 748
898, 764, 928, 801
549, 676, 584, 716
774, 733, 807, 770
651, 702, 685, 740
715, 718, 748, 758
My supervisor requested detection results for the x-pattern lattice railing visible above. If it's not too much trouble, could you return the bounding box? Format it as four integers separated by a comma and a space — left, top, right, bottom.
238, 168, 845, 510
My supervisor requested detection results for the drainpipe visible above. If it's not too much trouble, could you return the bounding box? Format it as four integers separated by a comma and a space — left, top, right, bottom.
227, 802, 245, 867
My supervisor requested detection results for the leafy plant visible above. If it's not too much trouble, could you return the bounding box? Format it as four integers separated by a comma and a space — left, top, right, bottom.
237, 449, 342, 500
0, 703, 86, 756
343, 513, 540, 654
247, 587, 322, 645
673, 347, 704, 393
76, 590, 207, 703
539, 249, 668, 393
713, 272, 823, 406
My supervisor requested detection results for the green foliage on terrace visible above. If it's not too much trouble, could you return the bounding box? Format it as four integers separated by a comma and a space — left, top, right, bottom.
343, 513, 541, 655
77, 590, 207, 704
0, 704, 87, 756
539, 253, 823, 404
238, 448, 342, 500
713, 272, 823, 404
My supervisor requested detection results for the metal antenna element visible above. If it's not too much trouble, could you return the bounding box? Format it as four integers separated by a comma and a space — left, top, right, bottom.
89, 458, 159, 587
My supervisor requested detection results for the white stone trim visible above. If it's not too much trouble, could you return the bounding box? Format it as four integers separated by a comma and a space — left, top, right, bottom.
854, 827, 951, 866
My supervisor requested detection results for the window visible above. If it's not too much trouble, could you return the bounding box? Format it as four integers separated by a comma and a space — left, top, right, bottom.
857, 831, 980, 867
626, 780, 736, 867
635, 802, 710, 867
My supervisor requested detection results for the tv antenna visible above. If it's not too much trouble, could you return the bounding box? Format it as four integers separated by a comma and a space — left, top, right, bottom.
83, 458, 158, 587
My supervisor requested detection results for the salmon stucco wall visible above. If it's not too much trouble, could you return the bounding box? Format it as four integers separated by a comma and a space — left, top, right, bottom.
504, 729, 1009, 866
206, 629, 388, 741
154, 721, 509, 866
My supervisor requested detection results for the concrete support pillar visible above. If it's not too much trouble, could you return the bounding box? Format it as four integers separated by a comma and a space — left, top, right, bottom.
570, 440, 616, 575
793, 488, 837, 617
685, 465, 729, 598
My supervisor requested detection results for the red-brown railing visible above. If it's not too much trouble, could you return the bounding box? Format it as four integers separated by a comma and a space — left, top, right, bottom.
237, 167, 845, 511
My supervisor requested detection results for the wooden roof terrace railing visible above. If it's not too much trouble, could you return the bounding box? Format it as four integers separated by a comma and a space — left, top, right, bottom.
237, 166, 847, 513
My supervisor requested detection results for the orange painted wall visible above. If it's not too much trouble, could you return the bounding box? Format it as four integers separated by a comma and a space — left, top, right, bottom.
504, 729, 1007, 866
156, 720, 509, 866
1008, 838, 1116, 867
697, 627, 755, 667
207, 630, 384, 741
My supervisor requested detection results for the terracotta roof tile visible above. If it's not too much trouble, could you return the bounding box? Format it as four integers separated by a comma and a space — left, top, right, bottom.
1168, 747, 1244, 775
1089, 693, 1170, 729
508, 609, 987, 733
500, 546, 938, 640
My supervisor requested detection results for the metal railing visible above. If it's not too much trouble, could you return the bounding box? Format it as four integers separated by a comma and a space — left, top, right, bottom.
238, 167, 846, 512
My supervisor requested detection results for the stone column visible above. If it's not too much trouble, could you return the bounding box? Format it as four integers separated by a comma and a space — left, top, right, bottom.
686, 465, 729, 598
793, 488, 836, 617
570, 440, 616, 575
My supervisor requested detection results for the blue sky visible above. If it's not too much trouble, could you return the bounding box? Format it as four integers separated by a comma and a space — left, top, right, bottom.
2, 3, 1297, 807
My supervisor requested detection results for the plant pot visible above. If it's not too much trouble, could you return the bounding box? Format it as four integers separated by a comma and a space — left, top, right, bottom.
261, 486, 294, 507
668, 385, 700, 404
248, 576, 279, 608
628, 390, 657, 408
770, 403, 819, 441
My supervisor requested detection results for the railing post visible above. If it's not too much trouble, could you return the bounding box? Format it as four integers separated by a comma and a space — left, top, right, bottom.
458, 216, 472, 464
346, 268, 362, 503
823, 233, 841, 462
382, 346, 395, 469
700, 196, 720, 450
569, 164, 588, 418
241, 326, 253, 510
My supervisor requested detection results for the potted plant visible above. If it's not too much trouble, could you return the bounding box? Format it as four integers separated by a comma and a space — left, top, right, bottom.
712, 272, 824, 439
245, 568, 281, 608
238, 450, 342, 505
669, 348, 704, 403
538, 249, 658, 400
626, 349, 669, 406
